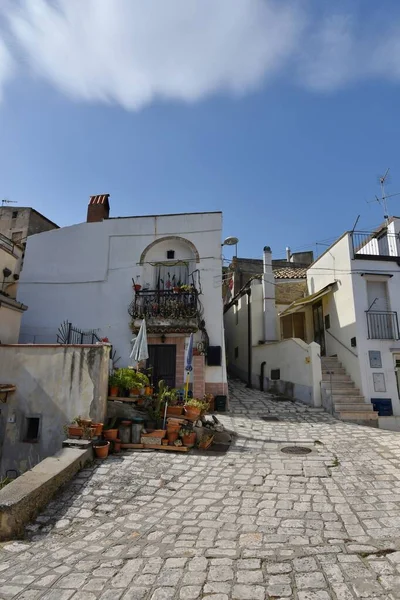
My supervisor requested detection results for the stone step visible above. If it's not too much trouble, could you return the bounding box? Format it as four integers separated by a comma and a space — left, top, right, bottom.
333, 403, 375, 412
322, 374, 352, 382
334, 397, 367, 405
331, 388, 362, 397
322, 367, 347, 375
321, 381, 356, 389
335, 410, 379, 423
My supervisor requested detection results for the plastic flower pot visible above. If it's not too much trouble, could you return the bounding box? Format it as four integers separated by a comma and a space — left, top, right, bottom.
103, 429, 118, 441
167, 406, 183, 417
167, 431, 179, 444
93, 441, 110, 459
182, 432, 196, 448
67, 425, 83, 438
184, 406, 201, 421
92, 423, 103, 436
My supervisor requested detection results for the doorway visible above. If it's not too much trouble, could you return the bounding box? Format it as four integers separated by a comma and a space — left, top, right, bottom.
313, 301, 326, 356
147, 345, 176, 389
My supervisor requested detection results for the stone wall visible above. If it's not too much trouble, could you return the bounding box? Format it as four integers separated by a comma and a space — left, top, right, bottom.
0, 344, 110, 477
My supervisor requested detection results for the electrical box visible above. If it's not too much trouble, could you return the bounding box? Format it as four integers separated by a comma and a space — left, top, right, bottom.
369, 351, 382, 368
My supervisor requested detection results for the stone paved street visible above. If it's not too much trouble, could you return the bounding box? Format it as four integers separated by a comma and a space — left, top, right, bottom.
2, 380, 400, 600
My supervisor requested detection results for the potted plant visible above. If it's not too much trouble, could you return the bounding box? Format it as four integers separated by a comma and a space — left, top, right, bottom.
66, 421, 83, 438
109, 372, 120, 397
181, 427, 196, 448
184, 398, 209, 420
165, 389, 183, 416
132, 277, 141, 292
103, 417, 118, 441
198, 432, 214, 450
92, 422, 104, 436
93, 440, 110, 459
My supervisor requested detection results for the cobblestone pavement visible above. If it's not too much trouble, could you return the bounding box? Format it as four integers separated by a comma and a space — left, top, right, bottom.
2, 380, 400, 600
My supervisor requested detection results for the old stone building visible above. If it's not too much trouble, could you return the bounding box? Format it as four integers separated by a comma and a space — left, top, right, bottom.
0, 206, 58, 245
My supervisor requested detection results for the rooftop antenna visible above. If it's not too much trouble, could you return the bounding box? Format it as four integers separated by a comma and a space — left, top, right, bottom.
367, 168, 400, 225
1, 198, 17, 206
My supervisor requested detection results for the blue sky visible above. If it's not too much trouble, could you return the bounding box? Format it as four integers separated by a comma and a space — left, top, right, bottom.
1, 0, 400, 263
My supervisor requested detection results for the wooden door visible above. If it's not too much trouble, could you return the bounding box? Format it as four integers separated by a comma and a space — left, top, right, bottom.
313, 301, 326, 356
148, 345, 176, 389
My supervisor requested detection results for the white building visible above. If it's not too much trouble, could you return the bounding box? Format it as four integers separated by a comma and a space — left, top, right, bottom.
18, 195, 227, 399
280, 218, 400, 429
224, 247, 322, 408
0, 233, 27, 343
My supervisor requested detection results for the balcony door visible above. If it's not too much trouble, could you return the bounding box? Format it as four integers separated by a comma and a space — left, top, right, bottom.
148, 345, 176, 389
367, 280, 393, 339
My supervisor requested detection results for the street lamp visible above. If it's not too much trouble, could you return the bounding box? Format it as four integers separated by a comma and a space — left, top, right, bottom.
222, 236, 239, 257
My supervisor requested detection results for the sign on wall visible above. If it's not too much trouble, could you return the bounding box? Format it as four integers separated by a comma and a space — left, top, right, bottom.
373, 372, 386, 393
369, 351, 382, 368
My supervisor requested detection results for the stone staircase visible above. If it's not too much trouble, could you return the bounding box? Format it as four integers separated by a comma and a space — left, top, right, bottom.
321, 356, 379, 426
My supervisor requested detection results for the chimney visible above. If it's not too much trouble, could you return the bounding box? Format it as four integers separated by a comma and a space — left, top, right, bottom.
286, 246, 291, 262
262, 246, 278, 342
87, 194, 110, 223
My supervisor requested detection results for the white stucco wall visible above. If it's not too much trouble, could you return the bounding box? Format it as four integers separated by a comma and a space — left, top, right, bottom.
18, 212, 226, 386
308, 227, 400, 418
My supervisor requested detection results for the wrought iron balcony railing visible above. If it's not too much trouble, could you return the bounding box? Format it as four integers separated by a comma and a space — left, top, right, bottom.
366, 311, 400, 340
128, 289, 200, 321
351, 231, 400, 259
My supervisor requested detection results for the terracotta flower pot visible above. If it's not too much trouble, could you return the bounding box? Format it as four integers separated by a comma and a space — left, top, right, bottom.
162, 439, 168, 446
167, 431, 179, 444
167, 406, 183, 417
184, 406, 201, 421
103, 429, 118, 441
113, 439, 121, 453
68, 425, 83, 438
109, 386, 119, 397
92, 423, 103, 436
93, 441, 110, 459
129, 388, 140, 397
144, 386, 152, 396
182, 432, 196, 448
166, 422, 181, 433
134, 284, 142, 292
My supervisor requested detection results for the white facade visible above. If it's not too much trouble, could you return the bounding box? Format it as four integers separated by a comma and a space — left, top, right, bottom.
307, 221, 400, 425
18, 209, 227, 396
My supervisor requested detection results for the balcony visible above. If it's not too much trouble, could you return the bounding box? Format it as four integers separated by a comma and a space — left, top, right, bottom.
351, 230, 400, 260
366, 311, 400, 340
128, 289, 200, 333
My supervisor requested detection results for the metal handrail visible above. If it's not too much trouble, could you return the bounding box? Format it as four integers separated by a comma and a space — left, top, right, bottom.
326, 329, 358, 357
351, 230, 400, 258
128, 289, 199, 320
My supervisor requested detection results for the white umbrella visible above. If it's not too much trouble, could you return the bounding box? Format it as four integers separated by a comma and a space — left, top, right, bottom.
130, 319, 149, 367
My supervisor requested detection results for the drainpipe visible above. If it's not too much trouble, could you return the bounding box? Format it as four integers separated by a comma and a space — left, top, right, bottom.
262, 246, 278, 342
260, 361, 266, 391
246, 288, 252, 388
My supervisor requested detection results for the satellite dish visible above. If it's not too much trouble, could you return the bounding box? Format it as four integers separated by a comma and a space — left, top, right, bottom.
223, 236, 239, 246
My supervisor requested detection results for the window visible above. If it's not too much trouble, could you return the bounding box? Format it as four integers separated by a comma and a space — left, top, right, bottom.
23, 416, 40, 443
166, 250, 175, 259
234, 346, 239, 359
281, 313, 305, 341
155, 263, 189, 290
12, 210, 18, 219
12, 231, 23, 243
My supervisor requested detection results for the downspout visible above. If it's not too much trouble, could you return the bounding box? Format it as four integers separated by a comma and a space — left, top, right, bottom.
246, 288, 252, 388
260, 361, 266, 391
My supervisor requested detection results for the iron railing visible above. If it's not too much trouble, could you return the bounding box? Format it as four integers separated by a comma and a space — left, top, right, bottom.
129, 289, 199, 320
0, 232, 19, 255
57, 321, 103, 344
366, 311, 400, 340
351, 231, 400, 259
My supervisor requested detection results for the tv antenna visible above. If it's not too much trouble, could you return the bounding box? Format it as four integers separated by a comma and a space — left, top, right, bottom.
1, 198, 17, 206
368, 168, 400, 224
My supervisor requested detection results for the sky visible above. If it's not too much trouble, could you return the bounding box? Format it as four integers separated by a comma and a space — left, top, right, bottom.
1, 0, 400, 263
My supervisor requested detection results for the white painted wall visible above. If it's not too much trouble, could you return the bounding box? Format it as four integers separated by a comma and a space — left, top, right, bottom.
18, 212, 226, 386
252, 339, 322, 406
308, 225, 400, 418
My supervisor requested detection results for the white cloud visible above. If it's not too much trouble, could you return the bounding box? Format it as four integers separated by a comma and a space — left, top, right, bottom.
1, 1, 400, 108
3, 0, 304, 109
